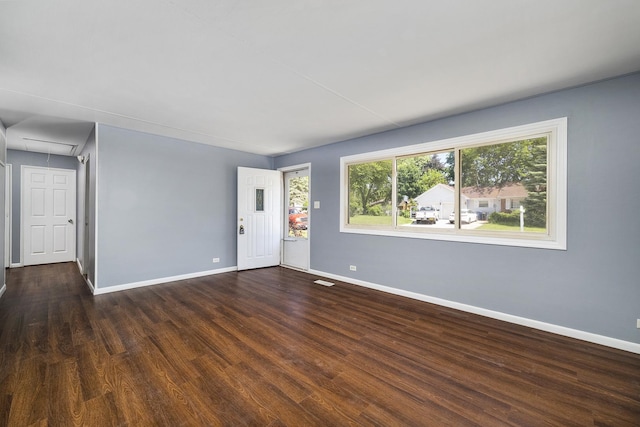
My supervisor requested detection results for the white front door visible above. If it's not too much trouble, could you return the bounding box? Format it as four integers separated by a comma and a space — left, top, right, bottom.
237, 167, 282, 271
282, 168, 310, 270
22, 166, 76, 266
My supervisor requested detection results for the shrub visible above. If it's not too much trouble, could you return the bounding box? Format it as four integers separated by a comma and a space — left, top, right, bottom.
367, 205, 384, 216
489, 210, 520, 226
349, 200, 361, 217
489, 210, 546, 228
524, 210, 546, 228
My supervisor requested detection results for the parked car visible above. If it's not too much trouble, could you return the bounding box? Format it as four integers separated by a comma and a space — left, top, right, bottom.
448, 209, 478, 224
414, 206, 439, 224
289, 207, 308, 230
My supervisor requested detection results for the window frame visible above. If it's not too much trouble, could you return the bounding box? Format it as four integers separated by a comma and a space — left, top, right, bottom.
340, 118, 567, 250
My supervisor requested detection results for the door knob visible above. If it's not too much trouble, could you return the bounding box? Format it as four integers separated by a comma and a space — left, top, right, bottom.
68, 219, 74, 224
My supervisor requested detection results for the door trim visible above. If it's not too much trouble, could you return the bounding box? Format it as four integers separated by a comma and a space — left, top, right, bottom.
278, 163, 311, 270
5, 164, 11, 268
83, 154, 91, 275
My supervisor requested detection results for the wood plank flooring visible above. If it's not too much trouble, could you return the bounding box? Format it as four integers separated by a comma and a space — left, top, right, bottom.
0, 263, 638, 426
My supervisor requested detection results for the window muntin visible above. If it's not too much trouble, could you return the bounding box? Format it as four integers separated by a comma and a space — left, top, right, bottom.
340, 118, 567, 250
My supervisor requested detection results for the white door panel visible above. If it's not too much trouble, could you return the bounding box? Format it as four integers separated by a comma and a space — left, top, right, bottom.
53, 225, 67, 252
53, 189, 67, 215
31, 188, 45, 215
31, 226, 46, 253
22, 166, 76, 266
237, 167, 282, 270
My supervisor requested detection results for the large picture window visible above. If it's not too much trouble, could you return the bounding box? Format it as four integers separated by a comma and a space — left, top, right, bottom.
340, 118, 567, 249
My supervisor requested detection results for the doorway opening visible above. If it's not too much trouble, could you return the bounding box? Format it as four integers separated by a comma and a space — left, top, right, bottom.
282, 166, 310, 271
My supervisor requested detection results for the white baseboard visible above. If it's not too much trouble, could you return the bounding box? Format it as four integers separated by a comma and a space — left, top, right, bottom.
75, 258, 95, 294
10, 263, 22, 268
0, 283, 6, 299
308, 269, 640, 355
85, 278, 95, 294
93, 266, 238, 295
280, 264, 309, 273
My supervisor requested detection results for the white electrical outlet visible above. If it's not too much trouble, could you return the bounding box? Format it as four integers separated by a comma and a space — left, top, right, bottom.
212, 258, 220, 263
637, 319, 640, 329
349, 265, 357, 271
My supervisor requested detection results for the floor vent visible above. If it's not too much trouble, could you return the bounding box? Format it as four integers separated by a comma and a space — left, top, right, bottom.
314, 279, 335, 287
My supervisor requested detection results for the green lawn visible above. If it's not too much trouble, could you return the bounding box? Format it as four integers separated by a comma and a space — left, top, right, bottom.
349, 215, 413, 226
477, 223, 546, 233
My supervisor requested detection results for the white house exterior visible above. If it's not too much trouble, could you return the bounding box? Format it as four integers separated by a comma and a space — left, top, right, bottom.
414, 184, 460, 220
462, 184, 529, 218
414, 183, 528, 220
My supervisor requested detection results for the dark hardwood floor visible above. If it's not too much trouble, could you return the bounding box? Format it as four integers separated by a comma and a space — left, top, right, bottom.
0, 263, 638, 426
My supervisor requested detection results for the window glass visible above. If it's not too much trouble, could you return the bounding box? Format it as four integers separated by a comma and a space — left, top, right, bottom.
255, 188, 264, 212
348, 160, 393, 226
287, 175, 309, 238
459, 137, 547, 232
397, 152, 451, 227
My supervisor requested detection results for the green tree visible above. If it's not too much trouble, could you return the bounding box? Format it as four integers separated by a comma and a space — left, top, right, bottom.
418, 168, 447, 191
444, 151, 455, 184
397, 154, 447, 201
348, 160, 392, 215
288, 176, 309, 208
522, 140, 547, 227
459, 138, 544, 188
397, 157, 423, 200
420, 153, 445, 172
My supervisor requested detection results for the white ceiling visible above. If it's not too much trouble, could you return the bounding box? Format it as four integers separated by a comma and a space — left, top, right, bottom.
1, 0, 639, 156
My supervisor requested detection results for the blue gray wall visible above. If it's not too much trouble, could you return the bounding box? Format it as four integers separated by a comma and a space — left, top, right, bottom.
7, 150, 78, 265
95, 125, 272, 288
275, 73, 640, 344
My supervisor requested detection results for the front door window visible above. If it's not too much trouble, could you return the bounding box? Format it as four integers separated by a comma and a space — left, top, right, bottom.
287, 175, 309, 238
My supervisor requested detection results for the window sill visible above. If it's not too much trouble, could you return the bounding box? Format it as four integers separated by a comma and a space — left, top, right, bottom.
341, 224, 566, 250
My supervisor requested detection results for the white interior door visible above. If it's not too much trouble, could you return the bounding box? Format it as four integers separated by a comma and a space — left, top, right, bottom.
22, 166, 76, 266
237, 167, 282, 271
282, 168, 309, 270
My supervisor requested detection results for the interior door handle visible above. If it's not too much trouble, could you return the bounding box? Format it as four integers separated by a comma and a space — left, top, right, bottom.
68, 219, 74, 224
